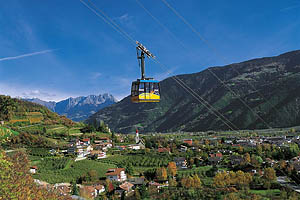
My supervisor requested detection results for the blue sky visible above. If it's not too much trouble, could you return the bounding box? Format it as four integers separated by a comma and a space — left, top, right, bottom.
0, 0, 299, 101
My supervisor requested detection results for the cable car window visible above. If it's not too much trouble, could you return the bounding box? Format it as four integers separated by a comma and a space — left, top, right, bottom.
145, 83, 150, 93
134, 83, 138, 96
139, 83, 145, 94
150, 82, 154, 92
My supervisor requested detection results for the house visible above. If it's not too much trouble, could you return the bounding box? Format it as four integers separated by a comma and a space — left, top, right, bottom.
97, 152, 107, 159
116, 146, 126, 151
183, 139, 193, 146
179, 145, 188, 152
94, 184, 105, 195
174, 157, 188, 169
82, 138, 91, 145
148, 181, 168, 190
30, 166, 38, 174
53, 183, 71, 196
105, 168, 127, 182
80, 184, 105, 199
90, 150, 107, 159
158, 147, 170, 153
119, 182, 134, 194
208, 157, 222, 165
127, 144, 141, 150
128, 177, 146, 186
96, 137, 112, 144
230, 155, 244, 166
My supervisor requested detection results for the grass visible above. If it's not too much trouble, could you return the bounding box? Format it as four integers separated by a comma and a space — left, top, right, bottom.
177, 166, 213, 175
249, 189, 281, 196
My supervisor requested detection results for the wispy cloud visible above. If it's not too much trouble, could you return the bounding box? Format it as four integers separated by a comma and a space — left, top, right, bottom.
114, 13, 137, 31
21, 90, 57, 98
115, 13, 132, 23
280, 4, 300, 12
0, 49, 57, 62
90, 72, 102, 80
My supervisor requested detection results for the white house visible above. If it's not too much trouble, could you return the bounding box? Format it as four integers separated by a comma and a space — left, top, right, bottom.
29, 166, 38, 174
105, 168, 127, 182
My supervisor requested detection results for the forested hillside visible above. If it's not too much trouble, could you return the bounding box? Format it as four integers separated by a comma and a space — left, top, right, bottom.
88, 50, 300, 133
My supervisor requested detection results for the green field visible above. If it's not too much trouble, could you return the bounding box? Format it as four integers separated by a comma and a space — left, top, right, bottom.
33, 158, 116, 184
249, 189, 281, 197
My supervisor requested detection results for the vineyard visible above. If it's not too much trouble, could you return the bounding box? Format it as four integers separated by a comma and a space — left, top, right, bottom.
39, 157, 71, 170
177, 166, 212, 179
33, 159, 116, 184
28, 148, 54, 157
10, 112, 43, 124
99, 154, 172, 168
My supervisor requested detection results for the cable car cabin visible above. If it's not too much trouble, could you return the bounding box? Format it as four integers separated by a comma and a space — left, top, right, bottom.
131, 79, 161, 103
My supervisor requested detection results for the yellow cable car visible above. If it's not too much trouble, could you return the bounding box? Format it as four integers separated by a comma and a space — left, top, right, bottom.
131, 41, 161, 103
131, 79, 161, 103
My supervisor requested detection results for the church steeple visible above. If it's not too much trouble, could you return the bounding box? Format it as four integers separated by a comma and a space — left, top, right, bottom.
135, 128, 139, 144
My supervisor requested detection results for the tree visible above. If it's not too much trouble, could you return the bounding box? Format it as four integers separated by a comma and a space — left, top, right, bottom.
238, 146, 244, 154
193, 174, 202, 188
105, 179, 114, 194
187, 176, 194, 188
169, 178, 177, 187
263, 167, 276, 189
244, 153, 251, 164
167, 162, 177, 177
134, 189, 141, 200
235, 170, 252, 190
224, 193, 239, 200
256, 144, 263, 156
72, 182, 79, 195
0, 151, 67, 200
139, 184, 149, 199
213, 171, 227, 188
156, 167, 167, 181
263, 168, 276, 181
279, 160, 287, 170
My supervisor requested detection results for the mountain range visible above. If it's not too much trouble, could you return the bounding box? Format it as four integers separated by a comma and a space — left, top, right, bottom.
87, 50, 300, 133
24, 94, 117, 122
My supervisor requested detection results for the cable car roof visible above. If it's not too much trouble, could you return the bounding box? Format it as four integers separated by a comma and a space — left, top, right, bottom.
139, 79, 159, 83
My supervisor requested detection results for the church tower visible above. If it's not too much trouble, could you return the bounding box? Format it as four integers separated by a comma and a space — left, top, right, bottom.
135, 128, 139, 144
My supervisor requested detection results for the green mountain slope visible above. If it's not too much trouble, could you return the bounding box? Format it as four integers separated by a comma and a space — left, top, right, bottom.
87, 50, 300, 133
0, 95, 74, 127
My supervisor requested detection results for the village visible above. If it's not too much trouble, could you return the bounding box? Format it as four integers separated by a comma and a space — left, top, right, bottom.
25, 128, 300, 199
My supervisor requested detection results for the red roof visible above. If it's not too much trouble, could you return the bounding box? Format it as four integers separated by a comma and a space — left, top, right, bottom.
158, 147, 170, 153
183, 139, 193, 145
82, 138, 90, 142
216, 153, 223, 157
31, 166, 38, 169
105, 168, 125, 176
119, 182, 133, 191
